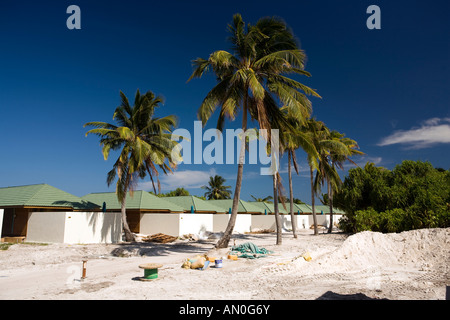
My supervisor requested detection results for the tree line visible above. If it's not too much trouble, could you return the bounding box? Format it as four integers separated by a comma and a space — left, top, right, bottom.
335, 160, 450, 233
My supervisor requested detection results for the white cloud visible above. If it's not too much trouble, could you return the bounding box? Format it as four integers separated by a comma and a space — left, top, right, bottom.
354, 156, 383, 167
138, 168, 217, 191
378, 117, 450, 149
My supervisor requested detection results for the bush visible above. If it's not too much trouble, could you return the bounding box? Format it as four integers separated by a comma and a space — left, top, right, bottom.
336, 160, 450, 233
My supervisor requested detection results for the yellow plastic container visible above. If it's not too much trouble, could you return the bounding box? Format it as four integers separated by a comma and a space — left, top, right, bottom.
302, 252, 312, 261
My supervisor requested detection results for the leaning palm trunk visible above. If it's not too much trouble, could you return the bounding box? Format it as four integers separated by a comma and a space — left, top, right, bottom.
120, 197, 135, 242
310, 165, 318, 235
288, 151, 298, 238
273, 174, 282, 245
215, 103, 248, 249
215, 154, 244, 248
327, 180, 334, 233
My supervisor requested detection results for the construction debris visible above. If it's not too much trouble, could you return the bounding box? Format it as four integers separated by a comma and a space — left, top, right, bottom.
309, 224, 326, 230
230, 242, 273, 259
180, 233, 198, 241
245, 229, 274, 234
181, 254, 211, 270
142, 233, 178, 243
302, 252, 312, 261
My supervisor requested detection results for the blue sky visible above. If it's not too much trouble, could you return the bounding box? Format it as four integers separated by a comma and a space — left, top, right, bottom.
0, 0, 449, 203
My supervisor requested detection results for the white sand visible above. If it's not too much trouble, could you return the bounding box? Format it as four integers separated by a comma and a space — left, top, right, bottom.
0, 228, 448, 300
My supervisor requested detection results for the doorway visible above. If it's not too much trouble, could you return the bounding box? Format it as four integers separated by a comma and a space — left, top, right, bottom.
1, 208, 29, 237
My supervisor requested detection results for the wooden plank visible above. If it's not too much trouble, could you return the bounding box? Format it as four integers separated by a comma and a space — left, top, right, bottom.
1, 236, 26, 243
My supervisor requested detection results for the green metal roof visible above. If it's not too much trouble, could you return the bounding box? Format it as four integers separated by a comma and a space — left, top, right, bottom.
294, 203, 313, 213
248, 201, 343, 214
163, 196, 225, 213
81, 191, 184, 212
0, 184, 99, 210
247, 201, 272, 213
207, 199, 265, 213
265, 202, 288, 214
247, 201, 290, 214
275, 203, 313, 213
313, 205, 346, 214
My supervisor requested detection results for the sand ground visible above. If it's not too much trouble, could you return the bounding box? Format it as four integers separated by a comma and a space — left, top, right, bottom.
0, 228, 448, 300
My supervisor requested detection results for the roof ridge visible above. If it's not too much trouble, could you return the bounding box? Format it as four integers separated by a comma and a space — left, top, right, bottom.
23, 184, 47, 206
85, 191, 112, 195
0, 183, 46, 190
137, 190, 145, 207
190, 195, 197, 210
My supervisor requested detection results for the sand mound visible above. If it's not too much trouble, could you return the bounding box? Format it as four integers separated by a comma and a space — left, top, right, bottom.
302, 228, 450, 274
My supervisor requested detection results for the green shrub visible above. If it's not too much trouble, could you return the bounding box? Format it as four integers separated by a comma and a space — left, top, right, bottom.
336, 160, 450, 233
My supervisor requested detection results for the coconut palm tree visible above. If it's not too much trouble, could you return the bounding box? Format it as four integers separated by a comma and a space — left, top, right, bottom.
308, 124, 363, 234
250, 195, 273, 203
303, 118, 329, 235
188, 13, 320, 248
202, 175, 232, 200
279, 107, 318, 238
314, 130, 363, 233
84, 89, 180, 241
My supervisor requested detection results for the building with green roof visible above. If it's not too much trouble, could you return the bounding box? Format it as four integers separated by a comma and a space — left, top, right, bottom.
81, 191, 184, 233
247, 201, 271, 214
81, 191, 184, 212
313, 205, 346, 215
207, 199, 265, 214
247, 201, 314, 215
0, 184, 99, 238
0, 184, 99, 211
247, 201, 289, 214
279, 203, 313, 214
163, 196, 225, 213
294, 203, 313, 214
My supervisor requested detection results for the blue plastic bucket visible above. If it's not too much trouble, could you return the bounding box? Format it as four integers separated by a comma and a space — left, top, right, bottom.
215, 259, 223, 268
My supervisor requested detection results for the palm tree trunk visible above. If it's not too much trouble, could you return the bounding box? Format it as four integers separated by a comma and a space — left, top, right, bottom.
215, 91, 248, 249
273, 173, 282, 245
288, 151, 298, 238
310, 165, 318, 235
121, 196, 135, 242
327, 179, 334, 234
215, 160, 244, 248
119, 172, 136, 242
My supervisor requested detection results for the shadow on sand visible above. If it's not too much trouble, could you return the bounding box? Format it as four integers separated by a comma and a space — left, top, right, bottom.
316, 291, 388, 300
109, 232, 277, 258
110, 241, 214, 257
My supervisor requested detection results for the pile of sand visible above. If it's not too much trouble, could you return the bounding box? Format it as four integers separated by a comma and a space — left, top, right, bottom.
309, 228, 449, 272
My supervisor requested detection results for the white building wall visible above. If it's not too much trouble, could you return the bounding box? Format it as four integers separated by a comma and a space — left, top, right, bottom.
251, 214, 344, 232
251, 215, 276, 232
213, 214, 251, 233
26, 211, 121, 244
179, 214, 213, 236
325, 214, 343, 228
0, 209, 3, 237
296, 215, 309, 229
310, 214, 328, 227
139, 213, 180, 236
213, 214, 228, 233
139, 213, 214, 237
308, 214, 344, 229
63, 212, 122, 244
26, 211, 67, 243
